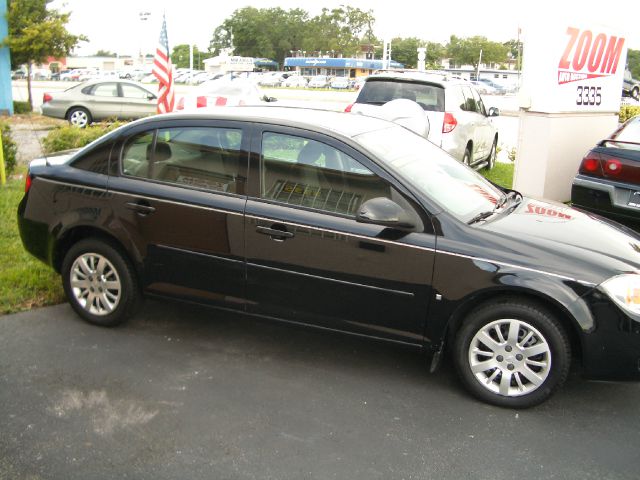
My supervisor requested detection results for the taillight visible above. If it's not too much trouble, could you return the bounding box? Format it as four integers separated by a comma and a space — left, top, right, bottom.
579, 152, 603, 176
344, 103, 354, 112
43, 93, 52, 103
604, 158, 622, 176
25, 174, 32, 193
214, 97, 227, 106
176, 97, 184, 110
443, 112, 457, 133
196, 96, 207, 108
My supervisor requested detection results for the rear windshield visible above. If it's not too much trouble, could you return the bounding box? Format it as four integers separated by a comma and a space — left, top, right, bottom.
357, 80, 445, 112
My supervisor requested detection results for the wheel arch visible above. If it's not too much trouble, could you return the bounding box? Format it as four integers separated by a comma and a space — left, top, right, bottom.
53, 225, 140, 278
65, 105, 91, 120
442, 288, 585, 365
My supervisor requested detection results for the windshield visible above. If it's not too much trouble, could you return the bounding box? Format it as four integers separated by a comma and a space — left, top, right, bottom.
355, 125, 504, 223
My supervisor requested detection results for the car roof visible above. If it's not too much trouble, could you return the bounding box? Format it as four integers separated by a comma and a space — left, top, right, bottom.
133, 106, 395, 139
365, 70, 468, 88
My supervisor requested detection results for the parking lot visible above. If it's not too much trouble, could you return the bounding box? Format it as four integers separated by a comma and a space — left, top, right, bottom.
2, 299, 640, 480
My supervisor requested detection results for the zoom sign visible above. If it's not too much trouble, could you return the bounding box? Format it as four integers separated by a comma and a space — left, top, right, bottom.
522, 22, 628, 113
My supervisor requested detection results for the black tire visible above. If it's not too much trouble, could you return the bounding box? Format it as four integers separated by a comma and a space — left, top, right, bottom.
462, 146, 472, 166
67, 107, 92, 128
485, 138, 497, 170
453, 299, 570, 408
61, 238, 140, 327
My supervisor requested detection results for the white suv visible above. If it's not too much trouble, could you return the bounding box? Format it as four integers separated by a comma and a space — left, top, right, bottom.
348, 72, 500, 168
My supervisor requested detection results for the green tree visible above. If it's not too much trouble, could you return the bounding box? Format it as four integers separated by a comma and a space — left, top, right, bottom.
447, 35, 509, 69
171, 44, 212, 70
209, 6, 374, 64
3, 0, 86, 108
390, 38, 445, 69
94, 49, 116, 57
628, 49, 640, 80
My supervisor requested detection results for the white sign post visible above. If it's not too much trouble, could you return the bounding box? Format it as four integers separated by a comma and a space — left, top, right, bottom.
514, 23, 628, 201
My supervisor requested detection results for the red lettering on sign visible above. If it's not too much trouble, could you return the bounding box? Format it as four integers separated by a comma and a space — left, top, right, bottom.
572, 30, 592, 71
558, 27, 579, 69
600, 35, 625, 74
588, 33, 607, 73
557, 27, 626, 84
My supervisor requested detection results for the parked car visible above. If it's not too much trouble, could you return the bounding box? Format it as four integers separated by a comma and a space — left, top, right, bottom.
470, 80, 498, 95
571, 115, 640, 228
282, 75, 308, 88
259, 73, 284, 87
174, 78, 276, 111
11, 70, 27, 80
40, 79, 157, 127
623, 69, 640, 101
18, 106, 640, 408
477, 78, 507, 95
330, 77, 350, 89
308, 75, 329, 88
348, 72, 499, 168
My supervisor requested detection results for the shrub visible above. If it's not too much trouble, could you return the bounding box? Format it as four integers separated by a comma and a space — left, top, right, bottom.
12, 101, 32, 114
0, 121, 18, 176
42, 121, 124, 154
619, 105, 640, 124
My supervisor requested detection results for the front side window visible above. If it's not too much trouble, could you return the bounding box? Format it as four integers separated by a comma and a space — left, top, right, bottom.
260, 132, 391, 216
121, 127, 244, 194
121, 84, 152, 99
355, 125, 504, 223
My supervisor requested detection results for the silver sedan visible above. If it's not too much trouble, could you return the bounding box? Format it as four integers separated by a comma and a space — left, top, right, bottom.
41, 80, 158, 127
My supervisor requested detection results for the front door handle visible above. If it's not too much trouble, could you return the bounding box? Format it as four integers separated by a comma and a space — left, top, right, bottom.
125, 201, 156, 216
256, 224, 294, 241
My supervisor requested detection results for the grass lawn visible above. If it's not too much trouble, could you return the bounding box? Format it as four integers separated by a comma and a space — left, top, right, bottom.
0, 174, 65, 315
481, 162, 514, 189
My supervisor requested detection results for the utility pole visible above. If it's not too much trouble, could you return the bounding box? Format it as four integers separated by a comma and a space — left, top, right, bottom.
476, 49, 482, 80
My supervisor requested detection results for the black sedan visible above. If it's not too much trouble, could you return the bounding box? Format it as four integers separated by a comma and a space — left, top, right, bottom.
18, 107, 640, 408
572, 115, 640, 229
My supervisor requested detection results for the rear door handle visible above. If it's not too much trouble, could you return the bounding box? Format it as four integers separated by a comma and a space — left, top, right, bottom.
256, 224, 294, 241
125, 201, 156, 216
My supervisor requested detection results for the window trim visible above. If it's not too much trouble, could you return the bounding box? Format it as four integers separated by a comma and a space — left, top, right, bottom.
117, 123, 250, 199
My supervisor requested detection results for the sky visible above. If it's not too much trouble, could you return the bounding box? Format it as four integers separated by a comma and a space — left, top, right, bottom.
49, 0, 640, 58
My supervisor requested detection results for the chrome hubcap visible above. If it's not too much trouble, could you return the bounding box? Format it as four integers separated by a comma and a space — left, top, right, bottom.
70, 253, 121, 315
70, 110, 88, 127
469, 319, 551, 397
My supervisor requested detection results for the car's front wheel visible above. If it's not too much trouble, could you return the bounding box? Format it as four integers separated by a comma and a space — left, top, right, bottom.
632, 87, 640, 101
67, 107, 92, 128
453, 299, 570, 408
61, 239, 140, 327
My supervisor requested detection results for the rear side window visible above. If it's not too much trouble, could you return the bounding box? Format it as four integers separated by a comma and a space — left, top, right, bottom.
461, 86, 478, 113
358, 80, 445, 111
121, 127, 245, 194
71, 141, 112, 174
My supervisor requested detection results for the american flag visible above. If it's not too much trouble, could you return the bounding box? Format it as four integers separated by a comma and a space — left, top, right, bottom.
152, 15, 175, 113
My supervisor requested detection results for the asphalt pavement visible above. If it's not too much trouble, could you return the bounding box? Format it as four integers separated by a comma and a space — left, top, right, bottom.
1, 299, 640, 479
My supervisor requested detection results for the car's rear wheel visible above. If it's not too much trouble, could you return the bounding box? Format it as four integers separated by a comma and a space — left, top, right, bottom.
462, 146, 472, 166
67, 107, 92, 128
61, 239, 140, 327
632, 87, 640, 101
453, 299, 570, 408
485, 138, 497, 170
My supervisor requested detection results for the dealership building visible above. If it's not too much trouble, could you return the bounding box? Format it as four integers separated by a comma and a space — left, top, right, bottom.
284, 57, 404, 78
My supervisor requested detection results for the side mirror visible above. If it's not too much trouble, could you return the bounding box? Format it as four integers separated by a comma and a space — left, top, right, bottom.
263, 95, 278, 103
488, 107, 500, 117
356, 197, 415, 230
147, 94, 156, 101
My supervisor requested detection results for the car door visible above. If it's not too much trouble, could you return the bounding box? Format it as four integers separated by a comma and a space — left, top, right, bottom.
107, 120, 249, 308
119, 83, 157, 118
244, 127, 436, 344
85, 82, 122, 120
470, 87, 494, 156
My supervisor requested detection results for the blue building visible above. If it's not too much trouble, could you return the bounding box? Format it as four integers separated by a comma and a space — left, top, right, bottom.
284, 57, 403, 79
0, 0, 13, 115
